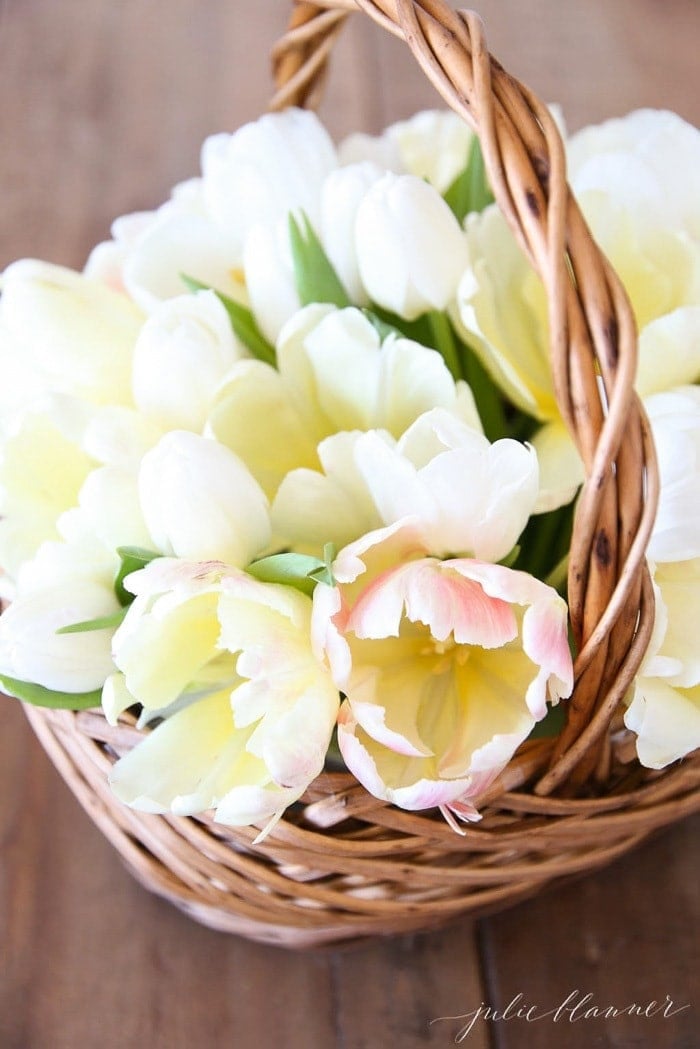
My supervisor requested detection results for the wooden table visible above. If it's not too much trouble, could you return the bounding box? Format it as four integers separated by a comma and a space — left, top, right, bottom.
1, 2, 698, 1046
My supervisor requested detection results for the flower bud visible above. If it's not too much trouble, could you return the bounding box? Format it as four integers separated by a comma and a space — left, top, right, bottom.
138, 431, 270, 566
132, 291, 245, 431
355, 173, 470, 320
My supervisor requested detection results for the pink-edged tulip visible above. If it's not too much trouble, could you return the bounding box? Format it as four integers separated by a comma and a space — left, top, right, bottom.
313, 522, 573, 823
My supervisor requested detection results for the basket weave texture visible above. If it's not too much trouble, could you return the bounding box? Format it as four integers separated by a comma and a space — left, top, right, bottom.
24, 0, 700, 947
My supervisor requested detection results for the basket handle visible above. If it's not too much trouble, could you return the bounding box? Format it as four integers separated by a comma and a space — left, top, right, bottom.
270, 1, 658, 792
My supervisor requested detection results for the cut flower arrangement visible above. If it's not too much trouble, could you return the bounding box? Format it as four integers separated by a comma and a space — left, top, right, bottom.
2, 103, 699, 829
1, 0, 700, 943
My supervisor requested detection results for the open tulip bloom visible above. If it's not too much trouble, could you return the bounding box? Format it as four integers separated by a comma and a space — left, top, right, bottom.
0, 104, 698, 837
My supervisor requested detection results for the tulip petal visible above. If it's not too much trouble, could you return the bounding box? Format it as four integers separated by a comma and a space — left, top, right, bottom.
123, 212, 244, 314
207, 360, 318, 499
0, 259, 142, 406
0, 580, 119, 693
530, 420, 585, 513
338, 702, 476, 810
636, 309, 700, 399
625, 677, 700, 769
138, 431, 271, 566
109, 689, 250, 814
132, 291, 245, 431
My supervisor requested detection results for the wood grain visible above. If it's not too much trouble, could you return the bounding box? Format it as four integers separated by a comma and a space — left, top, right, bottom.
1, 2, 699, 1047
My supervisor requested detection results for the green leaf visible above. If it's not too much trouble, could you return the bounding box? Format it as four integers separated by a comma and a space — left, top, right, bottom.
115, 545, 161, 606
246, 552, 330, 596
307, 542, 336, 587
288, 211, 351, 308
498, 545, 520, 570
56, 609, 128, 635
181, 275, 276, 365
367, 303, 434, 348
515, 501, 575, 584
361, 309, 404, 342
455, 331, 509, 442
0, 674, 102, 710
443, 136, 495, 223
427, 310, 462, 381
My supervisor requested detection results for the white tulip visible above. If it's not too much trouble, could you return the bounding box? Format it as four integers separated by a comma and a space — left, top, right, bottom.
107, 559, 339, 837
138, 431, 271, 566
339, 109, 475, 193
84, 211, 155, 293
0, 395, 162, 585
208, 304, 481, 502
355, 173, 470, 319
0, 577, 119, 693
320, 162, 385, 304
645, 386, 700, 563
58, 465, 153, 553
0, 401, 94, 579
132, 291, 245, 431
201, 108, 337, 252
242, 221, 300, 345
273, 409, 536, 562
625, 558, 700, 768
0, 259, 142, 409
568, 109, 700, 239
122, 211, 244, 315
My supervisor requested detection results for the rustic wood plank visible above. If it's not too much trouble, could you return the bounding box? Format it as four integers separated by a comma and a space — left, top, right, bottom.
478, 816, 700, 1049
329, 920, 490, 1048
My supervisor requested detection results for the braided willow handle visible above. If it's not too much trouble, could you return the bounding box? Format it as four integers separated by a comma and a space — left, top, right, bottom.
271, 0, 659, 794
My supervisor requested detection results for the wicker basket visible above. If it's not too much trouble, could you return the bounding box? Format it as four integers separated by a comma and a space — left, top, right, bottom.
22, 0, 700, 948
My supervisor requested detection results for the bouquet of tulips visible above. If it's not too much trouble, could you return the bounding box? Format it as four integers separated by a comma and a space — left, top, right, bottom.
0, 105, 698, 841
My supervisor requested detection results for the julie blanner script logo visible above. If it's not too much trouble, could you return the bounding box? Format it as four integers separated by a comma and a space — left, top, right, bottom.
430, 990, 691, 1042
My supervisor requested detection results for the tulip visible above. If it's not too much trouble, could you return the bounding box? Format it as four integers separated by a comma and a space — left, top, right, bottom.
202, 108, 337, 252
273, 408, 536, 559
313, 523, 573, 818
625, 558, 700, 767
108, 559, 339, 838
568, 108, 700, 239
131, 291, 245, 431
0, 259, 142, 409
355, 173, 470, 320
320, 162, 386, 305
122, 211, 244, 315
645, 386, 700, 563
340, 109, 475, 194
0, 403, 94, 579
0, 395, 162, 584
242, 220, 301, 345
208, 304, 481, 500
0, 577, 120, 693
138, 430, 271, 566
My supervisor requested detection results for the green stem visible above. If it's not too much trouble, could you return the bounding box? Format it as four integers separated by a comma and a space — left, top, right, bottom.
544, 553, 569, 595
428, 310, 462, 381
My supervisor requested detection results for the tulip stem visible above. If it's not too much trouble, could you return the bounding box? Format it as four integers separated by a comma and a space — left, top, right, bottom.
428, 311, 462, 381
544, 553, 570, 596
